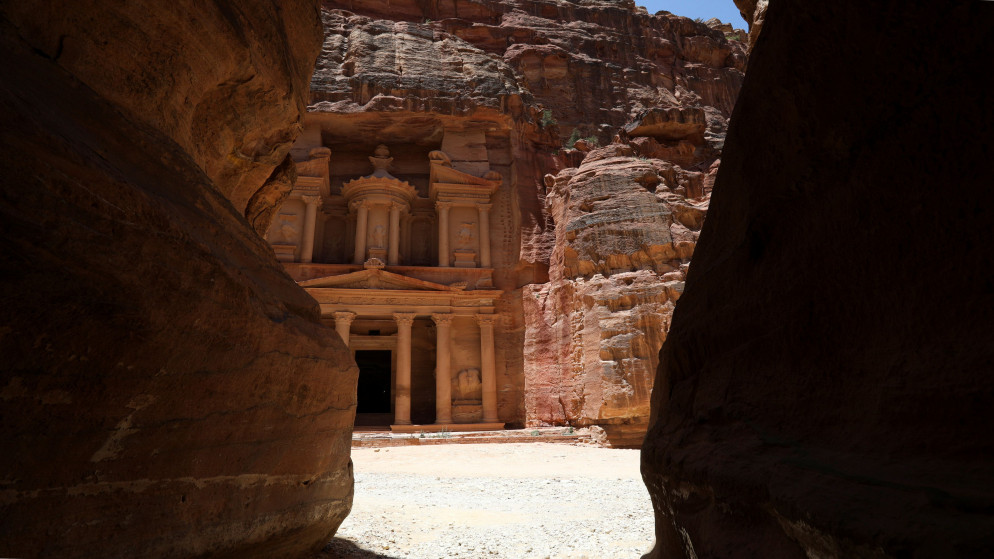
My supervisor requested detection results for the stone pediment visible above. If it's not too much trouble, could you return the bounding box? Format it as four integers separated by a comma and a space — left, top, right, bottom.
299, 269, 464, 291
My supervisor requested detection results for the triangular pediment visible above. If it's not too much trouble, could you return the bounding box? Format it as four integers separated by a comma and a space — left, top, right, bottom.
299, 269, 463, 291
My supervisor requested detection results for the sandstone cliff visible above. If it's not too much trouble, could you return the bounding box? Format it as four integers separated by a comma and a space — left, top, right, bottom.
524, 144, 709, 445
0, 1, 356, 557
642, 1, 994, 556
308, 0, 744, 438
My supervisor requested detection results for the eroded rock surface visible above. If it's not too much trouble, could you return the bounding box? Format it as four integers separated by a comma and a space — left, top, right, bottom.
524, 145, 709, 446
643, 1, 994, 557
306, 0, 743, 440
0, 1, 356, 557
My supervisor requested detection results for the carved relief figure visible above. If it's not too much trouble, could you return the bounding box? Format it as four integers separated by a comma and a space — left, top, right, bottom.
456, 222, 475, 248
455, 368, 483, 400
371, 224, 386, 248
277, 214, 299, 244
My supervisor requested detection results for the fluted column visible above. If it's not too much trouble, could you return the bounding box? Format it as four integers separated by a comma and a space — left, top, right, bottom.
431, 313, 453, 424
477, 203, 492, 268
388, 203, 402, 266
333, 311, 355, 347
393, 313, 416, 425
300, 195, 321, 263
436, 201, 451, 267
352, 201, 369, 264
477, 314, 499, 422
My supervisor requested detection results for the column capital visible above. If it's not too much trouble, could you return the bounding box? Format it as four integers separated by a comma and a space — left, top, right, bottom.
333, 311, 356, 324
431, 313, 454, 326
390, 201, 408, 212
476, 203, 493, 212
350, 199, 370, 212
476, 314, 499, 326
435, 201, 453, 212
393, 312, 417, 326
301, 195, 322, 207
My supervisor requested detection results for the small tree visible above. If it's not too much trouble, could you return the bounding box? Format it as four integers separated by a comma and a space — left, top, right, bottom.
539, 109, 557, 128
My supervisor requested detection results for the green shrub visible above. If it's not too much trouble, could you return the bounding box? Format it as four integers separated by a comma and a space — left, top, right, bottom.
564, 128, 600, 149
539, 109, 557, 128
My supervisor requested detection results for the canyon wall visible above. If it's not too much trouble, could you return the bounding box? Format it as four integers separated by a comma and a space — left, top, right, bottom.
524, 144, 710, 445
642, 1, 994, 557
0, 1, 356, 557
313, 0, 744, 437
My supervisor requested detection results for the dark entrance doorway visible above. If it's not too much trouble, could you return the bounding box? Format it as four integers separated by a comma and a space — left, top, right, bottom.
355, 350, 392, 426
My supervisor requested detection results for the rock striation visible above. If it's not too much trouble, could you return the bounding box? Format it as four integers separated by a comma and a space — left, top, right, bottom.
0, 1, 356, 557
310, 0, 745, 442
524, 144, 709, 446
642, 1, 994, 557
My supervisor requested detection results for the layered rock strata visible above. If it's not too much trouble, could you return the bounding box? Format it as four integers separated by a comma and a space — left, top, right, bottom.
525, 144, 709, 446
307, 0, 744, 438
643, 1, 994, 557
0, 1, 356, 557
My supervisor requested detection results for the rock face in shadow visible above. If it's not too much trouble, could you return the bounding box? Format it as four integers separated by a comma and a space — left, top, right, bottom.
1, 1, 320, 219
642, 2, 994, 557
0, 2, 356, 557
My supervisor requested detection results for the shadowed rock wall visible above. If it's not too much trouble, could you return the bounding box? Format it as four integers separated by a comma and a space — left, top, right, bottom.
0, 2, 356, 557
642, 1, 994, 557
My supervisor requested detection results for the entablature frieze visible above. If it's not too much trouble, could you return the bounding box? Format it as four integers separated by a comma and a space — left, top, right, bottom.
308, 288, 501, 307
319, 303, 497, 319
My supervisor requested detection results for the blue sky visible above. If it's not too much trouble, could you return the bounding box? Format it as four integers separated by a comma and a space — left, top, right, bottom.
637, 0, 746, 27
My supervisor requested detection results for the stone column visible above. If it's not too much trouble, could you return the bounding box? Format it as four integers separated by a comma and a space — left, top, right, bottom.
333, 311, 355, 347
436, 201, 451, 267
477, 203, 492, 268
477, 314, 499, 423
352, 201, 368, 264
388, 203, 402, 266
300, 195, 321, 263
431, 313, 453, 424
393, 312, 416, 425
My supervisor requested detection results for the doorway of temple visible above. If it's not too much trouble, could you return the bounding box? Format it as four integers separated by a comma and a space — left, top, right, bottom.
354, 350, 393, 426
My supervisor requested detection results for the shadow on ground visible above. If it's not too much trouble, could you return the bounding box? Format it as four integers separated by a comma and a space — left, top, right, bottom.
316, 538, 403, 558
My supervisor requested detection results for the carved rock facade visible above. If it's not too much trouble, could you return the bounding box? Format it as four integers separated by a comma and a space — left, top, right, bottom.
267, 0, 743, 442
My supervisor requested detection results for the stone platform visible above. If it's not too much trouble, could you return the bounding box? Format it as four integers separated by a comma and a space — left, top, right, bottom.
390, 422, 504, 433
352, 427, 599, 448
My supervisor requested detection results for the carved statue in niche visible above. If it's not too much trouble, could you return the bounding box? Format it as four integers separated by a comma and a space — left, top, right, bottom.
456, 222, 475, 248
371, 224, 386, 249
276, 214, 299, 244
369, 144, 393, 176
454, 368, 482, 401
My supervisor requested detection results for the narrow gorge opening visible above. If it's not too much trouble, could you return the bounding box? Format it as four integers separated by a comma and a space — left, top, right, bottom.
5, 0, 989, 557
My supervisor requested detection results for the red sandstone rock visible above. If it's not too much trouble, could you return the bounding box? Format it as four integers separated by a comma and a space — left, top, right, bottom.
0, 1, 355, 557
642, 1, 994, 556
305, 1, 743, 436
1, 0, 321, 221
523, 145, 708, 444
733, 0, 767, 49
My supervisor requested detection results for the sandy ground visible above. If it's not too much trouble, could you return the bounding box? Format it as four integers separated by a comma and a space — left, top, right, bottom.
318, 443, 655, 558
